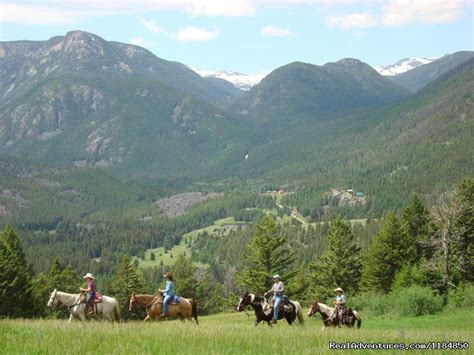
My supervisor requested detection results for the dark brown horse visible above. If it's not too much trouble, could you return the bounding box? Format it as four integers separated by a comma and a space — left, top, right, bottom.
307, 302, 361, 330
129, 293, 198, 324
237, 292, 304, 326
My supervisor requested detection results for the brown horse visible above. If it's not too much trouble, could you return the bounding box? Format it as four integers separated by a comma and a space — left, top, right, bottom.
307, 302, 361, 330
129, 293, 198, 324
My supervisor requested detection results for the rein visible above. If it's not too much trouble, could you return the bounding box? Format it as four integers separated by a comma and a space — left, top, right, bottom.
145, 296, 160, 308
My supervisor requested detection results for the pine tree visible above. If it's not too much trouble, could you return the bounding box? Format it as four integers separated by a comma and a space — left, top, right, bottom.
360, 213, 408, 293
311, 216, 362, 299
402, 195, 430, 263
237, 215, 295, 293
172, 254, 197, 299
107, 255, 146, 319
452, 178, 474, 282
0, 226, 34, 317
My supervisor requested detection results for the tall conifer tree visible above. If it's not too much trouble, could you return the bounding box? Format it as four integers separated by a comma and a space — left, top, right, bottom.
237, 215, 294, 293
361, 213, 408, 293
0, 226, 34, 317
107, 255, 145, 318
312, 216, 361, 299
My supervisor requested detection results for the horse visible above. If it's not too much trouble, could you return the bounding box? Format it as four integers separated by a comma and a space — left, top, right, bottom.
237, 292, 304, 326
307, 302, 361, 330
47, 289, 120, 322
129, 293, 198, 324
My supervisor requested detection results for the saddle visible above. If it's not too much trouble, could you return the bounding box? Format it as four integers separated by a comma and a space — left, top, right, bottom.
170, 295, 181, 304
93, 293, 103, 303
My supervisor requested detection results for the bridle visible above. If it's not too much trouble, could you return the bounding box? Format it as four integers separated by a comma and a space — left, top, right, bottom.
48, 290, 59, 308
49, 290, 83, 310
237, 293, 251, 312
129, 294, 160, 312
308, 303, 320, 317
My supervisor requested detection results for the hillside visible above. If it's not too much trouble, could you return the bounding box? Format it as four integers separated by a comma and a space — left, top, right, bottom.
0, 31, 241, 108
241, 59, 474, 215
231, 59, 411, 137
390, 51, 474, 92
0, 32, 258, 183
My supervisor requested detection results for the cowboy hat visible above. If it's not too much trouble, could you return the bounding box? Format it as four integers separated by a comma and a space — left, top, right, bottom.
272, 274, 281, 279
83, 273, 94, 280
163, 272, 172, 278
334, 287, 344, 293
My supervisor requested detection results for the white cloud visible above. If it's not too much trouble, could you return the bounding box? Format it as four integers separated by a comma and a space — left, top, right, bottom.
327, 12, 378, 29
138, 16, 167, 36
381, 0, 466, 27
261, 26, 294, 37
129, 37, 157, 47
173, 26, 220, 42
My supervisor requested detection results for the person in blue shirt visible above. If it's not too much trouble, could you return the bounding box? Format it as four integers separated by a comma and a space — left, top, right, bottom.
265, 274, 284, 324
333, 287, 347, 326
161, 272, 175, 317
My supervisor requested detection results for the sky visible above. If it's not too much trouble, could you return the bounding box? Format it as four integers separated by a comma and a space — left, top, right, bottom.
1, 0, 473, 75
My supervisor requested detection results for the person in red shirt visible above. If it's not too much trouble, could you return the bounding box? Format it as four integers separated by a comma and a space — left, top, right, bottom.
80, 273, 96, 316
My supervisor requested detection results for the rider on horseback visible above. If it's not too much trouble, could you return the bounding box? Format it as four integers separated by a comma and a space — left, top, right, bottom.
161, 272, 175, 317
333, 287, 347, 326
265, 274, 284, 324
80, 273, 96, 316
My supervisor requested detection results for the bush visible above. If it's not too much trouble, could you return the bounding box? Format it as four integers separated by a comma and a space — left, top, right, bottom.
350, 286, 444, 317
448, 283, 474, 308
395, 286, 443, 316
350, 291, 395, 316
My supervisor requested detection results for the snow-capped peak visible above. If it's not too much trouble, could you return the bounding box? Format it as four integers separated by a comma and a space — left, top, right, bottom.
374, 56, 443, 76
190, 67, 268, 90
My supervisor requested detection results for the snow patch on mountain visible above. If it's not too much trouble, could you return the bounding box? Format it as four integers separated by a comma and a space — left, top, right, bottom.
374, 56, 443, 76
190, 67, 268, 90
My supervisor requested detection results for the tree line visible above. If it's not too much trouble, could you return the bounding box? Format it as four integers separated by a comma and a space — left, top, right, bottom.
1, 178, 472, 319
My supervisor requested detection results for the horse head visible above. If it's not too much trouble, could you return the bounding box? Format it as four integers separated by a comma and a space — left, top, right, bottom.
237, 291, 251, 312
128, 293, 137, 312
308, 301, 320, 317
47, 289, 59, 308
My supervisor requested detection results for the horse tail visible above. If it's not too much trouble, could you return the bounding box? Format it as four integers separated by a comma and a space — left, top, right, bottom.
190, 299, 199, 325
114, 302, 121, 323
354, 311, 361, 329
293, 301, 304, 326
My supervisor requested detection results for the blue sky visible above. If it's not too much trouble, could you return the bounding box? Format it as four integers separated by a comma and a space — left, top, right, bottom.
1, 1, 473, 74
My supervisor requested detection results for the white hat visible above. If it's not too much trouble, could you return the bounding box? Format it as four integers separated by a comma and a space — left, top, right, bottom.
334, 287, 344, 293
83, 273, 95, 280
273, 274, 281, 279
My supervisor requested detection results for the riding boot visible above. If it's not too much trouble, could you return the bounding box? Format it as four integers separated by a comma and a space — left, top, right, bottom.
270, 318, 277, 324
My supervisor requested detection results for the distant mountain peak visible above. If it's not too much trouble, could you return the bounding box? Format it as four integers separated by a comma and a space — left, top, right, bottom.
374, 56, 441, 76
336, 58, 365, 67
190, 67, 267, 90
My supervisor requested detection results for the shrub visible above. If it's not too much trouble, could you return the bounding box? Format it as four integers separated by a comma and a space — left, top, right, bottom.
448, 283, 474, 308
394, 286, 443, 316
350, 291, 395, 316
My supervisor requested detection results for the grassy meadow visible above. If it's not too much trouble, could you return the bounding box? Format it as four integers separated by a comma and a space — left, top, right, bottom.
134, 217, 248, 269
1, 308, 473, 354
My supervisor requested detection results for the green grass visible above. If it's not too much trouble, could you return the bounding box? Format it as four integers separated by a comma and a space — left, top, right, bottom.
1, 308, 473, 354
134, 218, 248, 269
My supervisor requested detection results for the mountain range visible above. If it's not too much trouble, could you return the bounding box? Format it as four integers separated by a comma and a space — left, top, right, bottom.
0, 30, 473, 222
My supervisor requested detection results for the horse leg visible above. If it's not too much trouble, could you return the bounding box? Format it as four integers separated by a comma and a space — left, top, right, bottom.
68, 314, 74, 323
144, 314, 151, 321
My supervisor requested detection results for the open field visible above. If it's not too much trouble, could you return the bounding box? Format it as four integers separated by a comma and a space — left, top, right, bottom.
134, 217, 248, 269
1, 308, 473, 354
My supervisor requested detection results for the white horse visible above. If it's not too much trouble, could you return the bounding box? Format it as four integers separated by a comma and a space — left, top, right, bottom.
307, 302, 361, 331
47, 289, 121, 322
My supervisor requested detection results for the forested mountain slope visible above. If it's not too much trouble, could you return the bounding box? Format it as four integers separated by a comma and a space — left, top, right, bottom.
390, 51, 474, 92
231, 59, 411, 137
0, 31, 241, 108
239, 59, 474, 216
